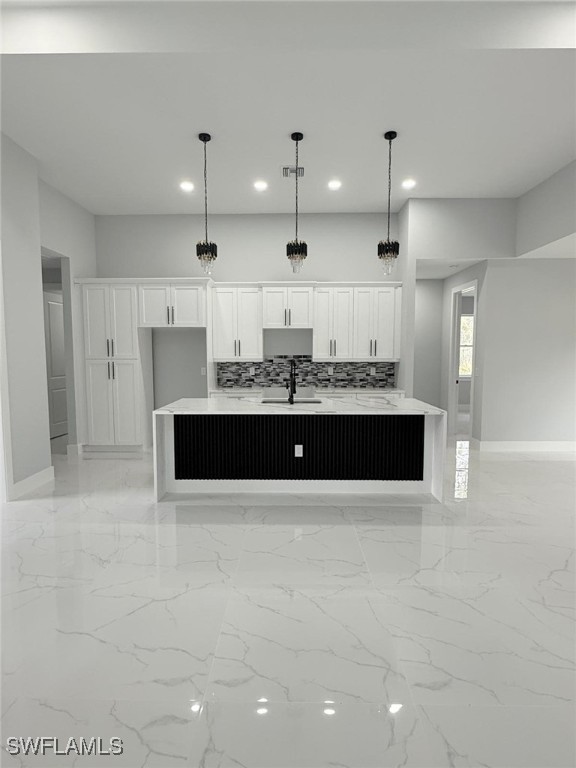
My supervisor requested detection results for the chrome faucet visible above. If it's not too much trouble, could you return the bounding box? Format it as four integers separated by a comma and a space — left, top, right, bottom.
286, 359, 297, 404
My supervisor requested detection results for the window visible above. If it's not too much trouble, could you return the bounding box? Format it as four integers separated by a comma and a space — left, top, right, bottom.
458, 315, 474, 376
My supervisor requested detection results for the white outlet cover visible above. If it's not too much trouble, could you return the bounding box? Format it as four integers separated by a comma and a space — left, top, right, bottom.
294, 444, 303, 457
328, 367, 334, 375
370, 367, 376, 375
201, 367, 207, 375
249, 367, 256, 375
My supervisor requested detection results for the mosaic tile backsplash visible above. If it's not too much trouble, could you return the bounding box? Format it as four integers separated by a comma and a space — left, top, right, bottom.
217, 356, 396, 389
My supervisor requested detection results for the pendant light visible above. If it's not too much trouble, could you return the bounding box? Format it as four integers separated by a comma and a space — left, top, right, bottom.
378, 130, 400, 275
286, 132, 307, 274
196, 133, 218, 275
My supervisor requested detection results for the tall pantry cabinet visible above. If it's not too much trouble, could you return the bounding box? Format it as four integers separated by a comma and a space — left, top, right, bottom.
82, 284, 142, 446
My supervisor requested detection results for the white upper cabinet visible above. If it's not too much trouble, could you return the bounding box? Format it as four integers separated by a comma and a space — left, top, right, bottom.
353, 286, 401, 360
213, 285, 262, 361
262, 286, 313, 328
83, 284, 138, 360
313, 287, 354, 360
139, 283, 206, 327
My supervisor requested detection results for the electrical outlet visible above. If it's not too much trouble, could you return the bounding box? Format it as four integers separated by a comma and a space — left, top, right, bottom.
294, 444, 303, 458
249, 367, 256, 376
370, 367, 376, 376
327, 366, 334, 375
200, 367, 207, 376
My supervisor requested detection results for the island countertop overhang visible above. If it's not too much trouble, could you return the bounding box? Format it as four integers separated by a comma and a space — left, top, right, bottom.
154, 396, 445, 417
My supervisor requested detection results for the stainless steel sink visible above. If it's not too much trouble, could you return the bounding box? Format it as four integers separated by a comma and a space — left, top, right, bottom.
261, 398, 323, 404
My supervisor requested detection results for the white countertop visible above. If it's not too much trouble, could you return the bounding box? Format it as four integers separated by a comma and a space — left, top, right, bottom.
155, 396, 444, 416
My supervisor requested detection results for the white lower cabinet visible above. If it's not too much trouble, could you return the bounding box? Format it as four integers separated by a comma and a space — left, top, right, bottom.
213, 285, 262, 360
85, 359, 141, 445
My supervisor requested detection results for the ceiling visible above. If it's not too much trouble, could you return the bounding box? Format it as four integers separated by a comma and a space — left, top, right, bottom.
416, 260, 482, 280
2, 7, 575, 216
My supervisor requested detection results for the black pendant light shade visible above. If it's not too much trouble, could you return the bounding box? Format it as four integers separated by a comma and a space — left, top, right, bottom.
378, 130, 400, 276
287, 132, 307, 273
197, 132, 218, 275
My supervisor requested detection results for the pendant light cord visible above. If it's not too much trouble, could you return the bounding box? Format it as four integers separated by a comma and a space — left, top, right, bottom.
387, 137, 392, 241
203, 140, 209, 243
295, 138, 299, 242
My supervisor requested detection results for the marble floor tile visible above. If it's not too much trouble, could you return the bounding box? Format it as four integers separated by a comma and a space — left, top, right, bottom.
204, 586, 410, 706
1, 445, 575, 767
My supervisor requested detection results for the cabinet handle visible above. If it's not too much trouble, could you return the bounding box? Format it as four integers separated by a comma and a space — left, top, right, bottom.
329, 339, 332, 356
107, 361, 110, 379
106, 339, 110, 357
284, 309, 287, 326
374, 340, 377, 357
172, 306, 175, 324
238, 339, 241, 356
370, 339, 373, 356
112, 362, 116, 379
334, 339, 336, 356
234, 339, 237, 356
167, 306, 170, 325
289, 309, 291, 326
111, 339, 114, 357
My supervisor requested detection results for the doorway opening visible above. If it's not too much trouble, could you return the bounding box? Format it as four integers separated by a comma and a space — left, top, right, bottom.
448, 280, 477, 438
41, 250, 76, 460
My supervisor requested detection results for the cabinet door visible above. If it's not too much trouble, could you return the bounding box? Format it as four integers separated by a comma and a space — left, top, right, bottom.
112, 360, 142, 445
85, 360, 114, 444
262, 287, 288, 328
373, 287, 396, 359
353, 287, 373, 358
393, 287, 402, 358
313, 288, 333, 360
171, 285, 205, 327
287, 287, 313, 327
109, 285, 138, 358
237, 287, 262, 360
213, 287, 238, 360
83, 285, 110, 359
333, 287, 354, 359
139, 285, 170, 327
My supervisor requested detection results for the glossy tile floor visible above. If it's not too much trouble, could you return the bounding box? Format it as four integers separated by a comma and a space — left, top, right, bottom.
1, 443, 575, 767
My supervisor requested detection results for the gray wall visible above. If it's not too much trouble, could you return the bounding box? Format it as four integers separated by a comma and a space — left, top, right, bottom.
414, 280, 443, 408
152, 328, 207, 408
481, 259, 576, 442
1, 135, 51, 484
516, 161, 576, 256
95, 212, 400, 282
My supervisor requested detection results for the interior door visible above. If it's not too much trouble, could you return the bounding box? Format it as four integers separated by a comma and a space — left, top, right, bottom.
262, 287, 288, 328
171, 285, 204, 326
112, 360, 141, 444
353, 287, 373, 358
373, 287, 396, 359
109, 284, 138, 358
139, 285, 170, 326
287, 287, 313, 327
333, 287, 354, 359
85, 359, 114, 444
237, 287, 262, 360
44, 291, 68, 438
313, 288, 332, 359
83, 285, 110, 358
213, 287, 237, 359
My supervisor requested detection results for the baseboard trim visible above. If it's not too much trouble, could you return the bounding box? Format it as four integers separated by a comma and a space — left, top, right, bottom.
478, 440, 576, 453
67, 443, 81, 457
7, 465, 55, 501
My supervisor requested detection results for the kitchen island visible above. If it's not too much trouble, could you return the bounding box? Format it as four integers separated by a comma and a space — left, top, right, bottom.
153, 395, 446, 501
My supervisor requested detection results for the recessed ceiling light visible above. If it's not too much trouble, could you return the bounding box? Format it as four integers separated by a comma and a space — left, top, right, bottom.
401, 178, 417, 190
179, 180, 194, 193
256, 708, 268, 715
328, 179, 342, 191
388, 703, 403, 714
323, 708, 336, 716
254, 180, 268, 192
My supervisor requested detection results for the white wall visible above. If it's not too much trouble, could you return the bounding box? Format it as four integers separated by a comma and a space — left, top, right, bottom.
408, 198, 517, 262
516, 161, 576, 257
152, 328, 207, 408
414, 280, 443, 408
480, 259, 576, 442
0, 135, 51, 485
95, 213, 399, 282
